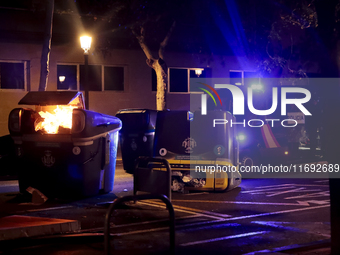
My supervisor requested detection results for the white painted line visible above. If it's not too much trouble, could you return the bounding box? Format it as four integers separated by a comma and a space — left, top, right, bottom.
224, 204, 330, 221
241, 185, 297, 193
243, 240, 331, 255
285, 191, 329, 200
252, 221, 303, 231
287, 184, 329, 187
256, 184, 294, 189
296, 200, 330, 206
180, 231, 268, 246
252, 221, 331, 238
266, 188, 321, 197
111, 214, 201, 228
256, 183, 328, 188
171, 199, 315, 206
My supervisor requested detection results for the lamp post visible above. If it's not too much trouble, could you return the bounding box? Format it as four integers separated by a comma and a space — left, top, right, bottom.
80, 35, 92, 110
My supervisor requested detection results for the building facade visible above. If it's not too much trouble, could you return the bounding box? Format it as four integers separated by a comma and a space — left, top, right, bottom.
0, 38, 253, 136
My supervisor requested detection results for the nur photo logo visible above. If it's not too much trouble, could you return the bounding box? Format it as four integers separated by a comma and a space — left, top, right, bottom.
198, 82, 223, 115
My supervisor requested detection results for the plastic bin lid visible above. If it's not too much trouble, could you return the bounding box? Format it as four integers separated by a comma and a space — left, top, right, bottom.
116, 109, 153, 114
18, 91, 85, 108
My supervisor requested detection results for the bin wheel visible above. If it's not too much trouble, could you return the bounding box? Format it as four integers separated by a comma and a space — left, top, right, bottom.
241, 155, 258, 167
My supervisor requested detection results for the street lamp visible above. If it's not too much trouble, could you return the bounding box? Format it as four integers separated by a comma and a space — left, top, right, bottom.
80, 35, 92, 110
58, 76, 65, 83
195, 68, 204, 77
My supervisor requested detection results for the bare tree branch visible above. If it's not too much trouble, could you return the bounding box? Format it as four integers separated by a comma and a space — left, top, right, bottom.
159, 21, 176, 59
132, 26, 156, 65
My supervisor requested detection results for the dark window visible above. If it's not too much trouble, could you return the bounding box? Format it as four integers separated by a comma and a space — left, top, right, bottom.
230, 71, 242, 85
244, 71, 258, 87
80, 65, 102, 91
104, 66, 124, 91
57, 65, 77, 90
169, 68, 188, 92
152, 69, 157, 91
0, 62, 24, 89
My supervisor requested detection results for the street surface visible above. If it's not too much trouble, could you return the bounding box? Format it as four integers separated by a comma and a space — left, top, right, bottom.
0, 161, 331, 254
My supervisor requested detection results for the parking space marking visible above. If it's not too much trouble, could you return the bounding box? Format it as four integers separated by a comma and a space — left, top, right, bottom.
243, 183, 328, 198
284, 184, 329, 187
81, 215, 205, 233
295, 200, 330, 206
171, 199, 319, 206
266, 188, 321, 197
252, 221, 331, 238
285, 191, 329, 200
224, 204, 329, 221
180, 231, 268, 246
139, 200, 232, 220
111, 214, 201, 228
256, 183, 328, 189
242, 185, 301, 193
103, 204, 329, 239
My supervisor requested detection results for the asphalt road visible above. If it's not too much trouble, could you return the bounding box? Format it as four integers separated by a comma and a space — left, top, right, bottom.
0, 162, 331, 255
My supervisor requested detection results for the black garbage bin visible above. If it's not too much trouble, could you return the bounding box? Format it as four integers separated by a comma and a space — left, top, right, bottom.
0, 135, 16, 178
8, 91, 122, 198
116, 109, 157, 174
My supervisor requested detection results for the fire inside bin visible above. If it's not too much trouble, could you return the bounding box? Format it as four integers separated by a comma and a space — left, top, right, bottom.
8, 91, 122, 198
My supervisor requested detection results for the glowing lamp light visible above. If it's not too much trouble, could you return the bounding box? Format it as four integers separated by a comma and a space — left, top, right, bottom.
80, 36, 92, 54
285, 151, 289, 155
237, 133, 246, 142
251, 83, 264, 91
195, 69, 204, 77
59, 76, 66, 83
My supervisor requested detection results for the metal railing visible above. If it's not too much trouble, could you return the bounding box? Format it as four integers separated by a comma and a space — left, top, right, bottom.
104, 194, 175, 255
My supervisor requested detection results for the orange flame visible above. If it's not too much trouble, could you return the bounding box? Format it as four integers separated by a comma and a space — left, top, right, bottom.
35, 105, 76, 134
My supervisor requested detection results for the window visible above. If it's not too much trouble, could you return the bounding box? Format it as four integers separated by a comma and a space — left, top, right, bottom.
229, 70, 258, 86
104, 66, 124, 91
80, 65, 102, 91
57, 64, 125, 91
169, 68, 188, 92
57, 65, 77, 90
152, 69, 157, 91
0, 61, 28, 90
167, 67, 211, 93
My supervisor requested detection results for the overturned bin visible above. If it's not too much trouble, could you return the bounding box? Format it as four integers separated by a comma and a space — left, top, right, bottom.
8, 91, 122, 198
116, 109, 157, 174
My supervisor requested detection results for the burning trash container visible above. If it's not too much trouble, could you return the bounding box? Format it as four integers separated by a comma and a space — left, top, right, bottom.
8, 91, 121, 198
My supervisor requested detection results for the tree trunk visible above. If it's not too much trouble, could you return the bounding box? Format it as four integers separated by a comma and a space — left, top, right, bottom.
132, 21, 175, 111
154, 59, 168, 111
38, 0, 54, 91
